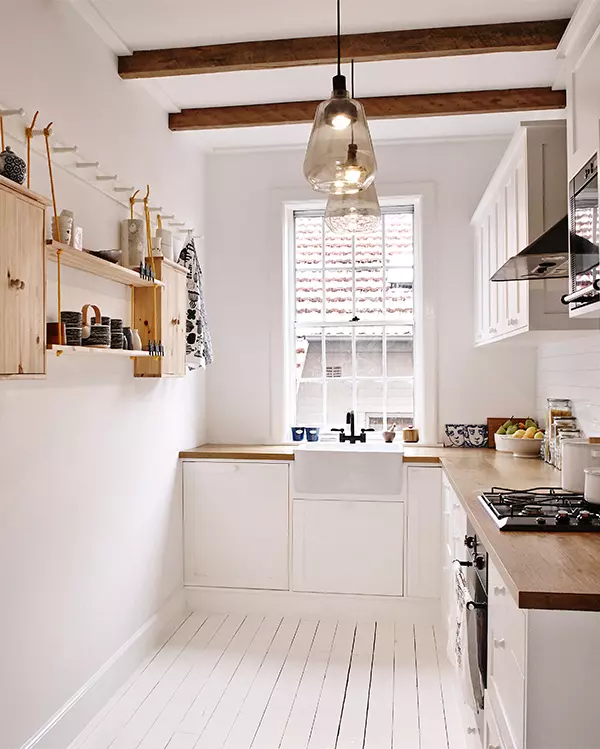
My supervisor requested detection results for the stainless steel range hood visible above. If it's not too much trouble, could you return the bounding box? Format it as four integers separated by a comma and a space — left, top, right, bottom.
491, 216, 599, 282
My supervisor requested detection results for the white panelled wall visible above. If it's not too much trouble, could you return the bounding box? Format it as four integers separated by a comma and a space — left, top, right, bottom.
204, 139, 538, 445
0, 2, 205, 749
537, 332, 600, 434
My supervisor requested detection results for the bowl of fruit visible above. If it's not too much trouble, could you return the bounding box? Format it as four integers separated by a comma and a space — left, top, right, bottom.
496, 418, 544, 458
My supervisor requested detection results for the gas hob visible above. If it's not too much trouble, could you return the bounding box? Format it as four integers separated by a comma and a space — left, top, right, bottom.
479, 487, 600, 531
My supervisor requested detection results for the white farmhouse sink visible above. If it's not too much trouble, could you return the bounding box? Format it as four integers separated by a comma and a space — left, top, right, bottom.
293, 442, 404, 497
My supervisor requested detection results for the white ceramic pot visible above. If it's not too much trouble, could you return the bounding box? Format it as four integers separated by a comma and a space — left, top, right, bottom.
584, 468, 600, 505
562, 440, 600, 493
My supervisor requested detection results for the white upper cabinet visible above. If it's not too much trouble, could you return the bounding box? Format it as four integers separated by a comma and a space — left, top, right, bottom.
472, 121, 595, 346
561, 2, 600, 178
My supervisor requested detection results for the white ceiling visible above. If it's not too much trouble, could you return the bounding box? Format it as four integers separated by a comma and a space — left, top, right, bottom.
80, 0, 577, 150
90, 0, 577, 48
151, 51, 558, 109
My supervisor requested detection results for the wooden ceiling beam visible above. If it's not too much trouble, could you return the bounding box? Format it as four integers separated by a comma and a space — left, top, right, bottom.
119, 19, 569, 79
168, 87, 566, 131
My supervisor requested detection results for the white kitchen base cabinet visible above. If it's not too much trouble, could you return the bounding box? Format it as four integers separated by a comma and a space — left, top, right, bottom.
183, 461, 289, 590
487, 557, 600, 749
406, 466, 442, 599
292, 498, 404, 596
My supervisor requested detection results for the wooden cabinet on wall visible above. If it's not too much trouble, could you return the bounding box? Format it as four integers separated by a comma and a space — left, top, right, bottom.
0, 176, 48, 378
472, 121, 595, 347
133, 257, 188, 377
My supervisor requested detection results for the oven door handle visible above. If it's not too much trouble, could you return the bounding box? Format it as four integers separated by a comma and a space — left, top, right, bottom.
561, 279, 600, 305
466, 600, 487, 611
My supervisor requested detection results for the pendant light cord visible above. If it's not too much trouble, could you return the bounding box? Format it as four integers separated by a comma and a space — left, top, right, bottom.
337, 0, 341, 76
351, 58, 354, 97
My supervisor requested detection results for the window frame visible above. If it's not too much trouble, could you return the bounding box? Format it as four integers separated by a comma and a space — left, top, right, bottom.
289, 203, 417, 434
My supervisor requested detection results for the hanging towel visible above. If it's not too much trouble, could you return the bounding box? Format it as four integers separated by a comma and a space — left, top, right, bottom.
177, 237, 213, 369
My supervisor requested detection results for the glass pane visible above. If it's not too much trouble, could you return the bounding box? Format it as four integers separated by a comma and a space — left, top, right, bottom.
357, 379, 384, 431
326, 379, 353, 428
325, 334, 352, 379
324, 226, 353, 267
387, 379, 414, 422
356, 330, 383, 377
296, 270, 323, 322
386, 336, 413, 377
325, 269, 353, 321
297, 381, 324, 426
355, 227, 383, 266
297, 330, 322, 379
385, 212, 414, 267
385, 270, 414, 320
295, 215, 322, 268
355, 268, 384, 320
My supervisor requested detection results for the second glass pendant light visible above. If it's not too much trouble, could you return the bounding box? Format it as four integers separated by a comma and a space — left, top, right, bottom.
303, 0, 377, 194
325, 182, 381, 234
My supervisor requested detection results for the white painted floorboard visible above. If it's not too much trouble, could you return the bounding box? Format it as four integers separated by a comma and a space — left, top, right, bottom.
69, 615, 467, 749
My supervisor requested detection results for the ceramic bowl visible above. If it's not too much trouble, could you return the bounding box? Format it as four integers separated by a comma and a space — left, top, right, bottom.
86, 249, 122, 264
510, 436, 543, 459
494, 434, 515, 453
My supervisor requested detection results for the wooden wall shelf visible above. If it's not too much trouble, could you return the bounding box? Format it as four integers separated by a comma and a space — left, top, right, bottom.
46, 242, 165, 288
49, 345, 153, 359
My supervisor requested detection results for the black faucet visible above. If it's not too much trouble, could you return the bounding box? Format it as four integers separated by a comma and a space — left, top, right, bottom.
332, 410, 375, 444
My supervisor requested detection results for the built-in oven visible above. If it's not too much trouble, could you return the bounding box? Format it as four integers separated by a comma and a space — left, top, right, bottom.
456, 523, 488, 741
565, 154, 600, 310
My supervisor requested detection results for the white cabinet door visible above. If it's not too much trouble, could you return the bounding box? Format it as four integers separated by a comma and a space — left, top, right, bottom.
474, 226, 485, 345
292, 499, 404, 595
406, 467, 441, 599
183, 461, 289, 590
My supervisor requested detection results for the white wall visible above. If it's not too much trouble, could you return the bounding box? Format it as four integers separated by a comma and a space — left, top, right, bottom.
0, 3, 205, 748
205, 138, 537, 444
537, 333, 600, 435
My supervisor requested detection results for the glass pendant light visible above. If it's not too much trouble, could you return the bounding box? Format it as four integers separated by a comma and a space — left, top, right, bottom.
303, 0, 377, 194
325, 62, 381, 234
325, 179, 381, 234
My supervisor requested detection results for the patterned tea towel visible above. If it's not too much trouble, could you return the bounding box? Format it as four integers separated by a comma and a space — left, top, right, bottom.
177, 237, 213, 370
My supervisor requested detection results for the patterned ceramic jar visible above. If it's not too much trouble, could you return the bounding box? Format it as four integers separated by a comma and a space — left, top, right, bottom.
0, 146, 26, 185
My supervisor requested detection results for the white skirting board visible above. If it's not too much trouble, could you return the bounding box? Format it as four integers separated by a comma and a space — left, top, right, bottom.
185, 586, 440, 624
20, 590, 188, 749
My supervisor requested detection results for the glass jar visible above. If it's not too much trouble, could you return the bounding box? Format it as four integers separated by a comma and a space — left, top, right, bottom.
545, 399, 573, 462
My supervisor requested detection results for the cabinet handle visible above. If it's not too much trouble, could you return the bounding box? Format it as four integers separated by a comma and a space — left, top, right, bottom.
493, 585, 506, 596
489, 327, 498, 334
493, 638, 506, 649
171, 317, 181, 325
489, 745, 501, 749
467, 727, 477, 735
9, 278, 24, 289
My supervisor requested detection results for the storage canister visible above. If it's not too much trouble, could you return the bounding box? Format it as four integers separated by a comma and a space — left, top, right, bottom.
562, 439, 600, 493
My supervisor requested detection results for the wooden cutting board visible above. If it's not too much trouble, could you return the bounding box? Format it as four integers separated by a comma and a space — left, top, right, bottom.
487, 417, 528, 448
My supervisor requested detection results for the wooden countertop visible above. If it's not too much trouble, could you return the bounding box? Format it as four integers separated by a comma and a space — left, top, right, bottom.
179, 443, 600, 611
435, 449, 600, 612
179, 444, 295, 461
179, 443, 443, 462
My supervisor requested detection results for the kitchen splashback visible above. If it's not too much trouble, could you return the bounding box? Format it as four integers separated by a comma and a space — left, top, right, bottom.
536, 333, 600, 436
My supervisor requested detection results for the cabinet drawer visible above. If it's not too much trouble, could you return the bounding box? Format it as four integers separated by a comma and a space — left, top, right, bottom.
489, 627, 525, 748
489, 563, 526, 674
485, 694, 511, 749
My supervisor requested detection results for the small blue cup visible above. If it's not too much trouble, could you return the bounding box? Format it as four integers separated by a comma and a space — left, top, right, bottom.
305, 427, 320, 442
291, 427, 305, 442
